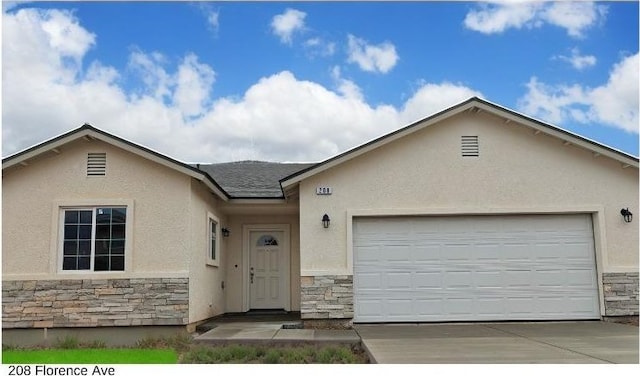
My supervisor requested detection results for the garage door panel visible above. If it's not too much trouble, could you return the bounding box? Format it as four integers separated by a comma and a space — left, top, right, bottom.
386, 300, 413, 317
476, 297, 505, 315
536, 270, 566, 287
563, 242, 596, 259
356, 299, 383, 318
415, 299, 444, 315
567, 297, 600, 314
353, 214, 599, 322
444, 271, 474, 288
503, 244, 532, 260
357, 272, 383, 289
387, 247, 412, 262
475, 271, 501, 288
566, 269, 597, 287
503, 270, 533, 286
446, 298, 475, 314
386, 272, 411, 289
414, 271, 442, 288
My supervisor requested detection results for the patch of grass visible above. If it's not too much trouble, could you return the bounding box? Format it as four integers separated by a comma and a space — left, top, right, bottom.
2, 349, 177, 364
263, 349, 281, 364
180, 344, 367, 364
54, 335, 80, 349
136, 333, 193, 352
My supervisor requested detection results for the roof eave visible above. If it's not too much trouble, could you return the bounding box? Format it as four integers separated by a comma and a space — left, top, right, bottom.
280, 97, 638, 189
280, 97, 477, 189
3, 124, 231, 201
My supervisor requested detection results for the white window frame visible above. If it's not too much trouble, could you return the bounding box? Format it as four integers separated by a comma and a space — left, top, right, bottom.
206, 212, 220, 267
53, 199, 133, 274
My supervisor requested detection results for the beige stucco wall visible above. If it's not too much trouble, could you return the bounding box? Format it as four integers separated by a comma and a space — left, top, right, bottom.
299, 111, 639, 275
2, 138, 192, 278
187, 180, 227, 324
224, 212, 301, 312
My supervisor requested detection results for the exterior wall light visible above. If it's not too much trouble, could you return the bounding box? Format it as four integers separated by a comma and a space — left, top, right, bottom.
221, 227, 231, 237
620, 208, 633, 223
322, 214, 330, 228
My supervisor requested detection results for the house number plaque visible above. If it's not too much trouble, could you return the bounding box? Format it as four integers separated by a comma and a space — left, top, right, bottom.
316, 187, 333, 195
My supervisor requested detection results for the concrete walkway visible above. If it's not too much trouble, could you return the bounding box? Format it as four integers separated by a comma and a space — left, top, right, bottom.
355, 321, 639, 364
195, 321, 360, 345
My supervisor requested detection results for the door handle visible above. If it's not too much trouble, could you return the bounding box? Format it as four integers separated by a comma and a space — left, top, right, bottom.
250, 267, 254, 284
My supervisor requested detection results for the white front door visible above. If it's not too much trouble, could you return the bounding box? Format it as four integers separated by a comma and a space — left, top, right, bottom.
249, 231, 285, 309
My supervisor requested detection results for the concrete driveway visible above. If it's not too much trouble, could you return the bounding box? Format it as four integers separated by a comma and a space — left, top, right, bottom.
355, 321, 639, 364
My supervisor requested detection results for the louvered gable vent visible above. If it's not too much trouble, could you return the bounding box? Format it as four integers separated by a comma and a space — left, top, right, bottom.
87, 152, 106, 176
461, 136, 479, 157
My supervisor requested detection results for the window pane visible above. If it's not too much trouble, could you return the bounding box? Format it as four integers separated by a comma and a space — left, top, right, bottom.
111, 240, 125, 255
257, 235, 278, 246
65, 211, 79, 224
63, 257, 77, 270
78, 256, 90, 270
112, 208, 126, 224
111, 256, 125, 271
63, 241, 77, 256
64, 225, 78, 240
79, 210, 92, 224
95, 240, 109, 255
78, 240, 91, 256
78, 224, 92, 239
96, 208, 111, 224
96, 224, 111, 239
111, 224, 126, 239
94, 256, 108, 271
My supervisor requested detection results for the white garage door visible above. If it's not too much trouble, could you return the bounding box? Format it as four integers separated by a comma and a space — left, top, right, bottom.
353, 214, 600, 322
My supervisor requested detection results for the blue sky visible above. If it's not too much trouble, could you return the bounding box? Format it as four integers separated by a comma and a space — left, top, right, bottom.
2, 1, 638, 162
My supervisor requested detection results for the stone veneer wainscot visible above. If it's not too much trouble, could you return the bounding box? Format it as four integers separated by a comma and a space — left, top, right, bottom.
300, 275, 353, 320
2, 278, 189, 328
603, 272, 639, 316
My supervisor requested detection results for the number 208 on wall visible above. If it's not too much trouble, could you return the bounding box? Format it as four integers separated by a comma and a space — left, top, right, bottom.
316, 187, 333, 195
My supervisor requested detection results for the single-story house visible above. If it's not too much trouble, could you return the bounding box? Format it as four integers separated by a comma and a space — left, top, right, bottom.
2, 97, 638, 333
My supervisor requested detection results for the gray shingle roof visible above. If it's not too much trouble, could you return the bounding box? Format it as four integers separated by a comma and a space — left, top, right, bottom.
196, 161, 315, 198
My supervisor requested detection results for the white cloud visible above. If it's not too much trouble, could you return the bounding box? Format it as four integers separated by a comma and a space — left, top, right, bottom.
555, 48, 596, 70
464, 1, 606, 38
401, 82, 484, 124
330, 66, 364, 101
2, 1, 32, 12
346, 34, 399, 74
172, 54, 216, 118
2, 7, 481, 163
541, 1, 607, 38
303, 37, 336, 57
271, 8, 306, 45
127, 49, 173, 100
206, 9, 219, 31
518, 53, 639, 134
463, 1, 542, 34
588, 53, 639, 133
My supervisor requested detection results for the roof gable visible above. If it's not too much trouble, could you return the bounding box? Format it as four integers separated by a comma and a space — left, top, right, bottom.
280, 97, 639, 191
2, 124, 230, 201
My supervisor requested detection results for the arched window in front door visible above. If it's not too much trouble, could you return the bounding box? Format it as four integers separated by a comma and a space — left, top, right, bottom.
256, 235, 278, 246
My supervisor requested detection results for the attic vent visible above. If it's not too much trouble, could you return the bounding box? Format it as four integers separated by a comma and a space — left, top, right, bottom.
87, 153, 106, 176
461, 136, 479, 157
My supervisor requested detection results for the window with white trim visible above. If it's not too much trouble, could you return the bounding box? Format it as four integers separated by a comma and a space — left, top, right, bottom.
207, 213, 220, 266
61, 207, 127, 272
